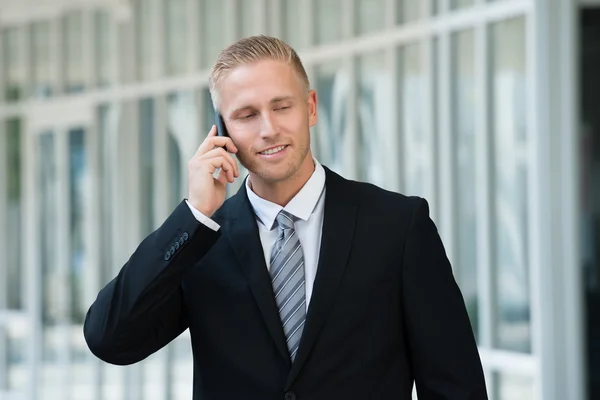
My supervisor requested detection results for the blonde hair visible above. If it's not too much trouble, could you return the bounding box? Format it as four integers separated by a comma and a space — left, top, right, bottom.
209, 35, 310, 110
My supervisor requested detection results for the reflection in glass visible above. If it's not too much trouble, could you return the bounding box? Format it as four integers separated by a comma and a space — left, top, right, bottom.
64, 11, 85, 92
3, 27, 25, 101
140, 98, 156, 235
201, 0, 227, 68
452, 30, 479, 339
357, 51, 394, 189
495, 372, 535, 400
6, 119, 23, 309
400, 43, 431, 198
315, 0, 344, 44
491, 17, 530, 353
313, 62, 349, 175
356, 0, 386, 35
32, 21, 54, 98
95, 10, 112, 87
38, 132, 61, 399
166, 0, 188, 75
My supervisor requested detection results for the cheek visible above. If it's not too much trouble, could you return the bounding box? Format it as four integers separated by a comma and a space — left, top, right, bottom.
279, 112, 306, 135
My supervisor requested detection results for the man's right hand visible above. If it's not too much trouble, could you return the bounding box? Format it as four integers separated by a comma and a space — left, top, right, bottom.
187, 125, 240, 218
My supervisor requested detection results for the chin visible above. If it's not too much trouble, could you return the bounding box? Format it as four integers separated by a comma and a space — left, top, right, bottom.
253, 165, 297, 183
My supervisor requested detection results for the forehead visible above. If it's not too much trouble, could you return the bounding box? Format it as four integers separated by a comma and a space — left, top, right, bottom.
218, 59, 305, 109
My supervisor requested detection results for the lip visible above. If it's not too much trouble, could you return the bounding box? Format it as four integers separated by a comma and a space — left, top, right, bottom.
257, 144, 289, 158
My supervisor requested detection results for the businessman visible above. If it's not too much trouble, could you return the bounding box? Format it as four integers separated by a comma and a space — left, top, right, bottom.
84, 35, 488, 399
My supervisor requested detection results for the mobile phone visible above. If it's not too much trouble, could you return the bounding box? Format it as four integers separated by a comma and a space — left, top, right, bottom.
214, 109, 229, 138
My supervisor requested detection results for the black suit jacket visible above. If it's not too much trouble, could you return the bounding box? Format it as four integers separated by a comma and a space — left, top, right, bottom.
84, 166, 487, 400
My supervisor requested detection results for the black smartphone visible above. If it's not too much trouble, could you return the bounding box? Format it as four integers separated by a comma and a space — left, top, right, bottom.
214, 109, 229, 138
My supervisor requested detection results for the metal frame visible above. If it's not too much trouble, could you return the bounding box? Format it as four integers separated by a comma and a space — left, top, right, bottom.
0, 0, 587, 399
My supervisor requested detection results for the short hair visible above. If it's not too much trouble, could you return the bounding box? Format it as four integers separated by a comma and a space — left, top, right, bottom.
208, 35, 310, 110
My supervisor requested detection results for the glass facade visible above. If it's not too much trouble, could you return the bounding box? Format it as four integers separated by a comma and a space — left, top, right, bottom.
0, 0, 586, 399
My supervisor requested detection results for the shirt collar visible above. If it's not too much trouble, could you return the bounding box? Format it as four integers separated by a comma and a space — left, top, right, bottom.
245, 158, 326, 231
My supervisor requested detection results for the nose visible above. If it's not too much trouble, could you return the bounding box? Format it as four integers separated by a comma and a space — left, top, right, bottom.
259, 111, 278, 139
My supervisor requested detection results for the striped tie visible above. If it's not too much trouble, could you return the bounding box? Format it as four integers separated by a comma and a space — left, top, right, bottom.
269, 210, 306, 361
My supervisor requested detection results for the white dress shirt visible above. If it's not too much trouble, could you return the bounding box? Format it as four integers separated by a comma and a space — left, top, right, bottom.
186, 159, 326, 310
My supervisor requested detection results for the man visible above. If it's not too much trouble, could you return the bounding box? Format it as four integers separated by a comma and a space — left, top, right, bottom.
84, 35, 487, 399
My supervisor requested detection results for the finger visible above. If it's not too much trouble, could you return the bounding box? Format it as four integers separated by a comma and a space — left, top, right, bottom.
216, 167, 229, 186
206, 156, 236, 180
202, 148, 239, 177
208, 124, 217, 137
196, 135, 238, 157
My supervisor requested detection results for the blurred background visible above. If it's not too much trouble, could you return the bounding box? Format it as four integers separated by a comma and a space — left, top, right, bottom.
0, 0, 597, 399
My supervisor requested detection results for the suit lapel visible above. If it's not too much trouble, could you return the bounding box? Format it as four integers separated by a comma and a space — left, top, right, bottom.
225, 183, 292, 368
286, 167, 358, 387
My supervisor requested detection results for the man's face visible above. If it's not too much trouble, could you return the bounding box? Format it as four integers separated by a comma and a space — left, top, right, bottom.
217, 59, 317, 184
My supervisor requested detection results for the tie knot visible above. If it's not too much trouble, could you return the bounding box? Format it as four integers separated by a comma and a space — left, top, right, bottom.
276, 210, 296, 230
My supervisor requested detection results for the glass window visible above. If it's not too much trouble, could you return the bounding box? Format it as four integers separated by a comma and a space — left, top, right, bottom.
68, 128, 87, 324
37, 131, 61, 399
239, 0, 262, 38
136, 0, 160, 80
167, 92, 199, 208
398, 0, 421, 24
356, 0, 386, 35
4, 321, 28, 390
31, 21, 54, 98
312, 61, 350, 175
139, 98, 156, 235
452, 29, 479, 339
166, 0, 188, 76
144, 351, 167, 400
357, 51, 395, 190
98, 104, 120, 285
282, 0, 303, 49
3, 27, 25, 102
315, 0, 345, 45
491, 17, 530, 353
399, 42, 433, 199
494, 372, 535, 400
5, 119, 23, 310
64, 11, 85, 93
451, 0, 475, 9
68, 128, 93, 400
200, 0, 227, 68
95, 10, 112, 87
172, 332, 193, 399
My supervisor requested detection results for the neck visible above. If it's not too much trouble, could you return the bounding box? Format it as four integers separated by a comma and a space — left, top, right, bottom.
249, 155, 315, 207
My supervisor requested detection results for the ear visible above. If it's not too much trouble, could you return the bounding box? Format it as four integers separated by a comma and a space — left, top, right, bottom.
307, 89, 318, 128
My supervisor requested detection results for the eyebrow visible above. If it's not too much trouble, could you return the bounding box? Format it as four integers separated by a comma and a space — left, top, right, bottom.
230, 96, 296, 115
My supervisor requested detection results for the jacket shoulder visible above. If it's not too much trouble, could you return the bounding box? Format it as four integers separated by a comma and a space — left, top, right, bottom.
333, 173, 425, 217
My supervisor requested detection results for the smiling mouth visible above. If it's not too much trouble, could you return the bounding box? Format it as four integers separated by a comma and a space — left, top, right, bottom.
259, 145, 287, 155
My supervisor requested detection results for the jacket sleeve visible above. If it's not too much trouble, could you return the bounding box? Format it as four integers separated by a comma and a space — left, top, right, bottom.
83, 200, 221, 365
401, 198, 488, 399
